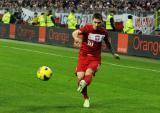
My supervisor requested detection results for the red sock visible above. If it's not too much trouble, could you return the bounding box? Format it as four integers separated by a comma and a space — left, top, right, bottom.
82, 86, 89, 99
84, 74, 92, 85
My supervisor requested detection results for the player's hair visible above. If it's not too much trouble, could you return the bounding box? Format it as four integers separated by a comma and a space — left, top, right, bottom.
92, 13, 103, 20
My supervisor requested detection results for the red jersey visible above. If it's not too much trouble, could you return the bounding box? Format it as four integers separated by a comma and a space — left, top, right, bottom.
79, 24, 111, 59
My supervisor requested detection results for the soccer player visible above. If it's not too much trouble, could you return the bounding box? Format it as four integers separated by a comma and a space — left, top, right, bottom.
72, 13, 120, 108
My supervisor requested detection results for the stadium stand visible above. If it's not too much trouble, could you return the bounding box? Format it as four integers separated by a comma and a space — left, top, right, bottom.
0, 0, 159, 12
0, 0, 159, 35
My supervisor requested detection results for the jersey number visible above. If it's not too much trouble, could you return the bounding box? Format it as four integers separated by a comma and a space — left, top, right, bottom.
87, 40, 94, 47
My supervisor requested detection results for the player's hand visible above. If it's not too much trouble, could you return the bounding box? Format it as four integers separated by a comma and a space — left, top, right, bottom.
74, 38, 82, 48
113, 53, 120, 59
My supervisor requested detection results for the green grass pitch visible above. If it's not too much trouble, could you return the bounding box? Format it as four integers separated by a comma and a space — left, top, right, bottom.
0, 39, 160, 113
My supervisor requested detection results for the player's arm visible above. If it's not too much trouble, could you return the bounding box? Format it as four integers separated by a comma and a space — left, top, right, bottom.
104, 36, 120, 59
72, 29, 83, 48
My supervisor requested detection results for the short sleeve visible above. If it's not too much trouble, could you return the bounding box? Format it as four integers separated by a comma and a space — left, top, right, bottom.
79, 24, 88, 33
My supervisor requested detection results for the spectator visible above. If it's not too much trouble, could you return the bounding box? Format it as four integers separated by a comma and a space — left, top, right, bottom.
38, 12, 46, 27
46, 10, 55, 27
123, 15, 134, 34
106, 11, 115, 31
31, 12, 39, 26
2, 8, 11, 24
67, 9, 77, 29
10, 12, 17, 24
1, 0, 160, 13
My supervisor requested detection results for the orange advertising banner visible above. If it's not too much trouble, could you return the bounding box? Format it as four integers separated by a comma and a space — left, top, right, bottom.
9, 24, 16, 39
117, 33, 128, 53
39, 27, 46, 43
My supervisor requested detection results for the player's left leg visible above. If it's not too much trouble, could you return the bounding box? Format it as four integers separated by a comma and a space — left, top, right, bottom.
77, 72, 85, 84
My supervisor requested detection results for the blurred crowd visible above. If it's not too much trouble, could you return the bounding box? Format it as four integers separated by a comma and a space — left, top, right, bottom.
0, 0, 160, 35
0, 0, 160, 13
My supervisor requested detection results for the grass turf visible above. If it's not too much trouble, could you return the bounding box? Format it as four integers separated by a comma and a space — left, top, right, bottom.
0, 39, 160, 113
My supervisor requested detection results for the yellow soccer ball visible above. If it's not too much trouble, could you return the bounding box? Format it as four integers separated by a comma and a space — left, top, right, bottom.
37, 66, 53, 81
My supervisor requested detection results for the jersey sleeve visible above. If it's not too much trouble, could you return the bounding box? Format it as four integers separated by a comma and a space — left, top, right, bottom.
79, 25, 89, 39
79, 24, 88, 33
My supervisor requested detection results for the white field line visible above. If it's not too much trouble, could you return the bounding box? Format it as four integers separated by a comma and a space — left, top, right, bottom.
2, 45, 160, 73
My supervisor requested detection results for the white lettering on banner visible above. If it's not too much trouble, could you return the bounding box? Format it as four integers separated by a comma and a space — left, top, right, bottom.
114, 14, 124, 22
60, 13, 82, 25
21, 8, 42, 23
22, 8, 35, 21
0, 8, 35, 22
0, 8, 155, 34
80, 15, 88, 27
80, 14, 93, 27
60, 13, 92, 25
114, 14, 154, 34
76, 14, 82, 25
88, 33, 105, 42
60, 13, 68, 24
134, 15, 154, 34
0, 10, 5, 14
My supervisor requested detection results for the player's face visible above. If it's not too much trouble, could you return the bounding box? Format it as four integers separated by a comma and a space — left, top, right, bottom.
92, 18, 103, 30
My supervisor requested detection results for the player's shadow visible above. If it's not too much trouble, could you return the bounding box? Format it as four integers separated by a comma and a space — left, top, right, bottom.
28, 104, 79, 109
91, 98, 132, 108
91, 98, 160, 112
15, 105, 80, 113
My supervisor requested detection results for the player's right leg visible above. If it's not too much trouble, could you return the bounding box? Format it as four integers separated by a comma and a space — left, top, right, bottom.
77, 68, 94, 92
76, 55, 88, 93
76, 55, 90, 105
77, 72, 86, 92
77, 72, 85, 82
77, 72, 90, 108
